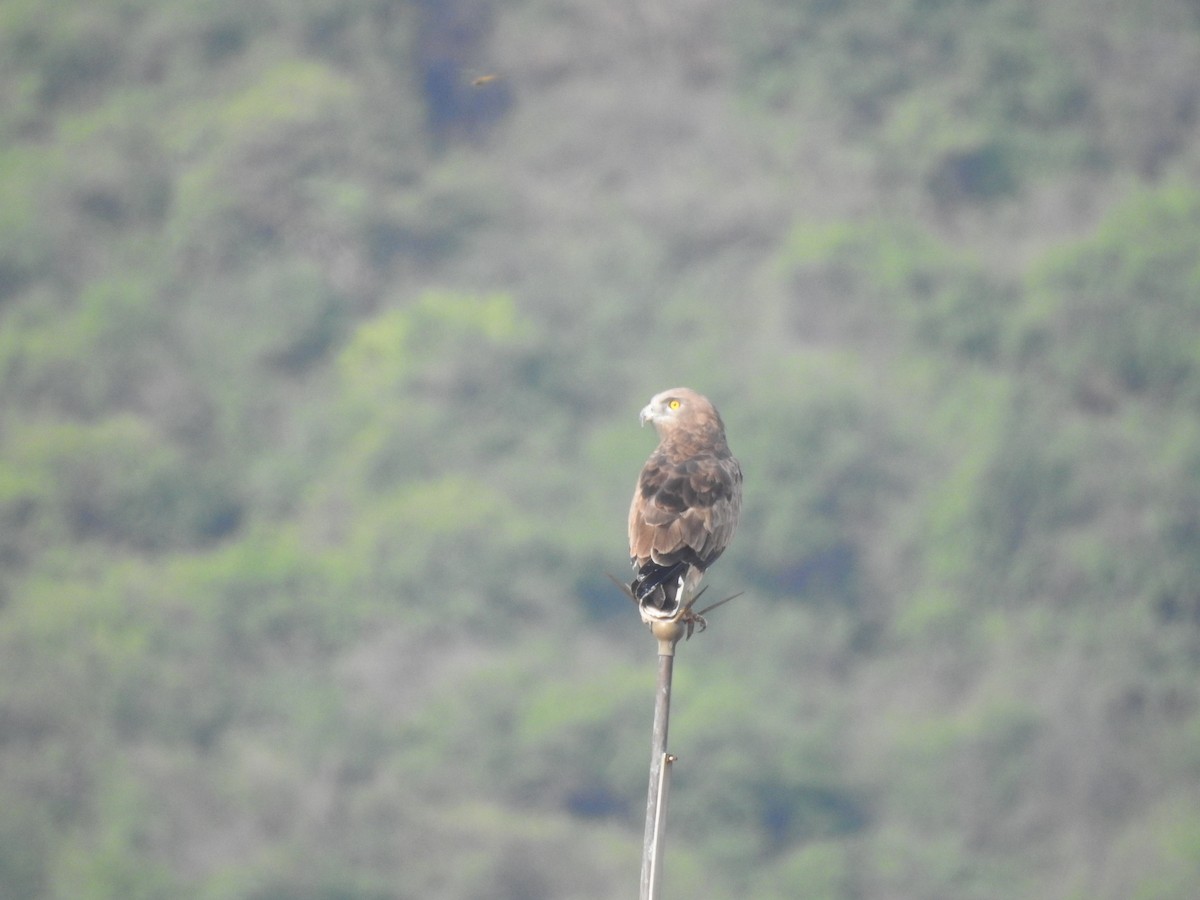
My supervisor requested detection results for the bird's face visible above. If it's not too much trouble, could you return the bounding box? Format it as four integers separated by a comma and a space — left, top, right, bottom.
640, 388, 695, 428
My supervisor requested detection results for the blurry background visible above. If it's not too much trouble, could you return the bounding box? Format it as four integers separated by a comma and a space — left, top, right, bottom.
2, 0, 1200, 897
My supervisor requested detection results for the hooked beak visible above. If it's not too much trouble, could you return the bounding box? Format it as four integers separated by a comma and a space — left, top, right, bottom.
639, 403, 654, 426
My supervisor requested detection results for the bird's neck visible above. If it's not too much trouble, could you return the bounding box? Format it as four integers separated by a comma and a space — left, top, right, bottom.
659, 426, 730, 459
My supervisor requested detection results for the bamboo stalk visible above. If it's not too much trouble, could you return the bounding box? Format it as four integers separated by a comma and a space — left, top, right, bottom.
616, 573, 745, 899
640, 624, 683, 899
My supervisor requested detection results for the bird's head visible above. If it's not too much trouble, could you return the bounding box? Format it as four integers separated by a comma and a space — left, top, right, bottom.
639, 387, 709, 432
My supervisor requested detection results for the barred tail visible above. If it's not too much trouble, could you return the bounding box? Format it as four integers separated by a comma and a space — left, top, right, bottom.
631, 561, 688, 612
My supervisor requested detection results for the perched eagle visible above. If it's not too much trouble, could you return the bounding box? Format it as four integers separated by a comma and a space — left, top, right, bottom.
629, 387, 742, 624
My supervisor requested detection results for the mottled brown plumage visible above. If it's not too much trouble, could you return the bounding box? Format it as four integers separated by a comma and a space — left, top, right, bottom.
629, 388, 742, 622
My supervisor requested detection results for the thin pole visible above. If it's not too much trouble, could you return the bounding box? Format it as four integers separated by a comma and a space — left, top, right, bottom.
620, 579, 742, 899
647, 751, 675, 897
640, 627, 681, 900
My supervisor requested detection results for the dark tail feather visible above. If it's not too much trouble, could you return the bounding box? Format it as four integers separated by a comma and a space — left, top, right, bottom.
632, 561, 688, 608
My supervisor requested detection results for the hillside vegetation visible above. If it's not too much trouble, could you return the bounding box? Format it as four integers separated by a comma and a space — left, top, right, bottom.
2, 0, 1200, 897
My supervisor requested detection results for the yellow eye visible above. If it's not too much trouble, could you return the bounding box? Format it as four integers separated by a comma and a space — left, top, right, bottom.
668, 399, 681, 410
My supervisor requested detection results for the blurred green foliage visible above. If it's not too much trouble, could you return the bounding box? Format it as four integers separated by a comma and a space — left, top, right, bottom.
2, 0, 1200, 898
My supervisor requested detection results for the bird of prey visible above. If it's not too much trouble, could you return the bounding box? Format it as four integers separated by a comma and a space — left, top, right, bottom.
628, 387, 742, 628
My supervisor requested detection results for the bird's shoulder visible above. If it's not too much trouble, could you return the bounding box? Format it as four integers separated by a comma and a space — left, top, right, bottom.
638, 442, 741, 512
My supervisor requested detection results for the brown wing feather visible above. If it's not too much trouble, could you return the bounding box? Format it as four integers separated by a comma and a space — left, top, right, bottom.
629, 447, 742, 572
